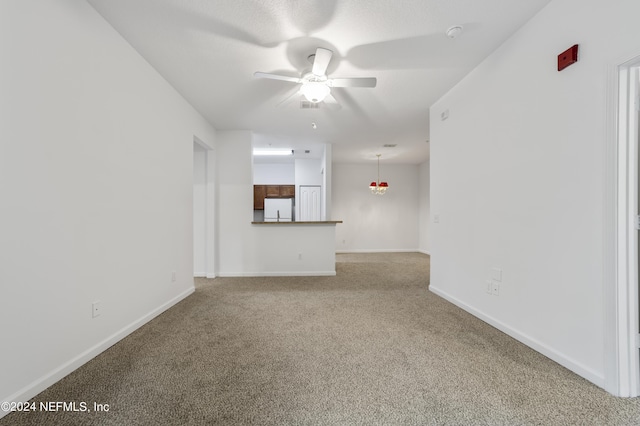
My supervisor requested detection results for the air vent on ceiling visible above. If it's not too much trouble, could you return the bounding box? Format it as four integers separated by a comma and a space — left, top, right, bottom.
383, 144, 397, 148
300, 100, 320, 109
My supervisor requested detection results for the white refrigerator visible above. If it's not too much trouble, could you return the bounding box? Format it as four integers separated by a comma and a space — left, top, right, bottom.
264, 198, 293, 222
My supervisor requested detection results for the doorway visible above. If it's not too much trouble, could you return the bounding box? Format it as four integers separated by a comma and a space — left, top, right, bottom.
193, 142, 207, 276
611, 55, 640, 397
193, 138, 215, 278
632, 61, 640, 393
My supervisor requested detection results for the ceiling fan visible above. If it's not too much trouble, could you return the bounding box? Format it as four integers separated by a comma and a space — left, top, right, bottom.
254, 47, 376, 106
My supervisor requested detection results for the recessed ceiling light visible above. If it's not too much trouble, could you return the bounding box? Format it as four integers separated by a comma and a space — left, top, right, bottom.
446, 25, 463, 39
311, 122, 317, 129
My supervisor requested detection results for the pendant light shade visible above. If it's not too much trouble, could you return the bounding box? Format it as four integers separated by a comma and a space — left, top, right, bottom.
369, 154, 389, 195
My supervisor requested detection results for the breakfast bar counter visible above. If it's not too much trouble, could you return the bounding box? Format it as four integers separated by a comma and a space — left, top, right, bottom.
239, 220, 342, 276
251, 221, 343, 225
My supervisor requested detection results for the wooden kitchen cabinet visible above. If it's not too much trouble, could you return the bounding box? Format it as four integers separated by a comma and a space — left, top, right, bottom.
254, 185, 295, 210
280, 185, 295, 197
253, 185, 266, 210
266, 185, 280, 197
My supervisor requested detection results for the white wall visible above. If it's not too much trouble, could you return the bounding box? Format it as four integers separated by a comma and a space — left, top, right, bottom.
216, 132, 337, 276
333, 163, 419, 252
418, 161, 430, 254
253, 163, 295, 184
295, 159, 323, 186
0, 0, 216, 412
216, 131, 254, 274
429, 0, 640, 390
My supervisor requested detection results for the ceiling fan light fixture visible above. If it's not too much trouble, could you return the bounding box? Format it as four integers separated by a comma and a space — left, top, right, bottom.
301, 82, 330, 103
254, 47, 376, 110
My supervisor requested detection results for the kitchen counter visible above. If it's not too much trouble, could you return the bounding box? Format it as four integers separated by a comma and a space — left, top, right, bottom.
251, 220, 343, 225
234, 220, 343, 276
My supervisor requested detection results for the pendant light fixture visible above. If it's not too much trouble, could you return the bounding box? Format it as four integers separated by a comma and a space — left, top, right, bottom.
369, 154, 389, 195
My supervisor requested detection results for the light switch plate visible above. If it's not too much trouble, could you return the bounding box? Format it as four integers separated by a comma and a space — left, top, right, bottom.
492, 268, 502, 282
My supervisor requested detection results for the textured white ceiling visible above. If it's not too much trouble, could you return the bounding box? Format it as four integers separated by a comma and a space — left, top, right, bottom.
87, 0, 551, 164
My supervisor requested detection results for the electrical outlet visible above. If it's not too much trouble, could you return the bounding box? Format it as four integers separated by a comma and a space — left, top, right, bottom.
492, 282, 500, 296
486, 281, 492, 294
92, 301, 101, 318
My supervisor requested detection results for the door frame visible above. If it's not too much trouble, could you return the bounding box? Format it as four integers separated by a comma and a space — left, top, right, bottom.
193, 136, 216, 278
606, 53, 640, 397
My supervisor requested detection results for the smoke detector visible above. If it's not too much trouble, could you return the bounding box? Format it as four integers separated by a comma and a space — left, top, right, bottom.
446, 25, 463, 39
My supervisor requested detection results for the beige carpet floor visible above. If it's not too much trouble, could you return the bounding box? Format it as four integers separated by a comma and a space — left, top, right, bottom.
2, 252, 640, 425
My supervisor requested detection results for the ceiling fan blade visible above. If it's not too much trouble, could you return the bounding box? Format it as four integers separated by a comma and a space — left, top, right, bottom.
254, 72, 302, 84
312, 48, 333, 76
323, 93, 342, 110
276, 87, 302, 108
329, 77, 377, 88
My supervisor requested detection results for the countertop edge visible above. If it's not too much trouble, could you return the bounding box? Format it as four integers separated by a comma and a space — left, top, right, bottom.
251, 221, 343, 225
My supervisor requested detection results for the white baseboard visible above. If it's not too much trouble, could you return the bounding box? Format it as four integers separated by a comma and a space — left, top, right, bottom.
194, 273, 216, 279
418, 249, 430, 255
336, 249, 419, 254
429, 285, 605, 389
216, 271, 336, 277
0, 288, 194, 419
